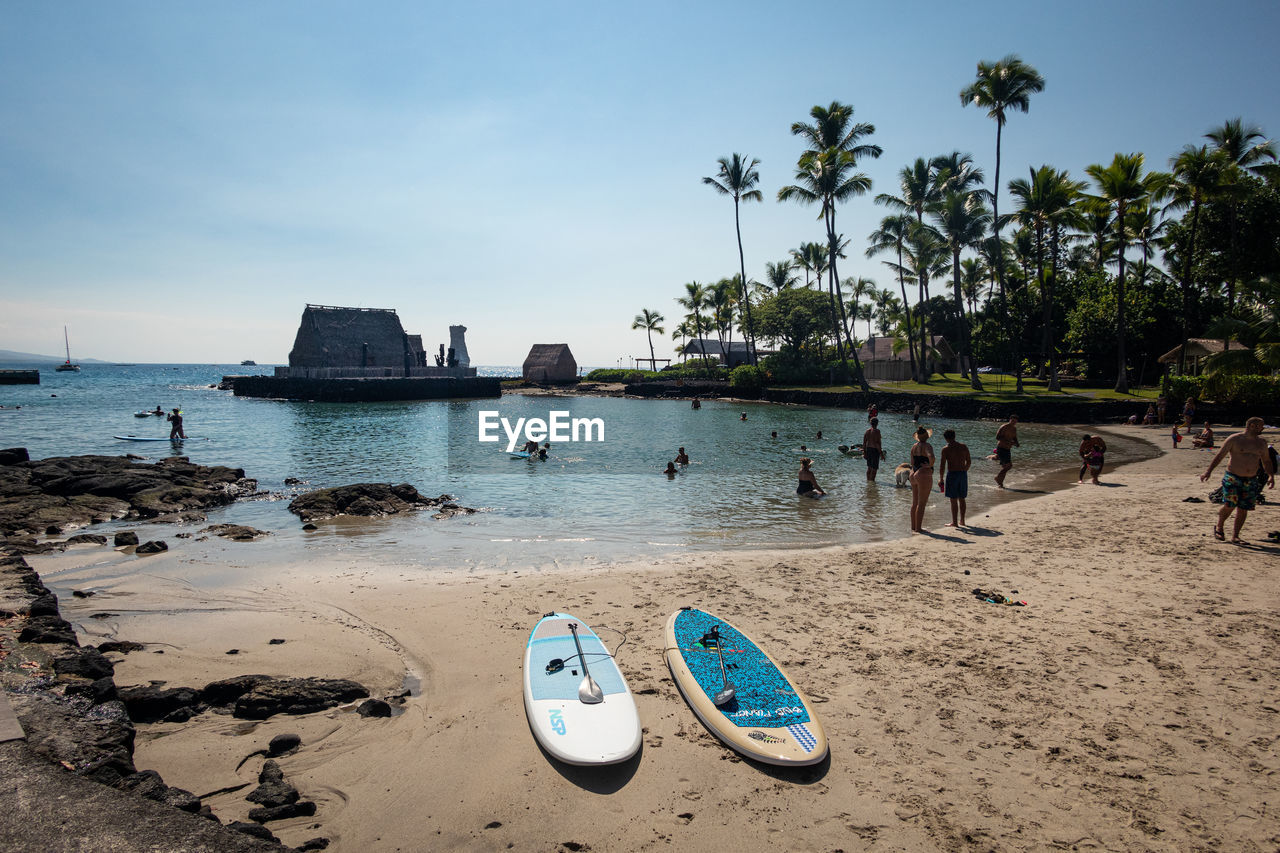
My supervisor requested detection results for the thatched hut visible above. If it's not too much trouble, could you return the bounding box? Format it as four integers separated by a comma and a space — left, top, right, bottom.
523, 344, 577, 383
288, 305, 416, 370
1156, 338, 1247, 375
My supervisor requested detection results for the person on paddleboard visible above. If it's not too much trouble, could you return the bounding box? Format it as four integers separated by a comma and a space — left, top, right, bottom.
167, 408, 186, 439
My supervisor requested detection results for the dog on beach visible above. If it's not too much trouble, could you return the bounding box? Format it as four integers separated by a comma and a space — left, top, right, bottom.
894, 462, 912, 487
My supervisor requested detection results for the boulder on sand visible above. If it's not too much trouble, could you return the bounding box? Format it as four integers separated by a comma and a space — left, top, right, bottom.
288, 483, 465, 522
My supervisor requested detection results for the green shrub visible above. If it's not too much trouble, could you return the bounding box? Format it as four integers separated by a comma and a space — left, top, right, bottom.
1164, 375, 1203, 405
583, 368, 659, 382
729, 365, 766, 390
1167, 373, 1279, 408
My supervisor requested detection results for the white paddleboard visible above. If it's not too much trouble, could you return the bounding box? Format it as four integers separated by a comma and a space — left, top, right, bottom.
113, 435, 189, 441
522, 612, 641, 766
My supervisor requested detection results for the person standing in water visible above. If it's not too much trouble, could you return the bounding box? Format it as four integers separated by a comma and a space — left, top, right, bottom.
862, 417, 883, 482
167, 408, 186, 440
796, 457, 825, 499
937, 429, 971, 527
994, 415, 1019, 488
675, 447, 690, 465
909, 426, 935, 532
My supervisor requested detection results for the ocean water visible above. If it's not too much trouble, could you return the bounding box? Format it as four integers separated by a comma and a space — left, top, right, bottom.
1, 363, 1156, 575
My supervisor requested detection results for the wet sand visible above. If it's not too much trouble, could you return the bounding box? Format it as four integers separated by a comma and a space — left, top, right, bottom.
38, 424, 1280, 852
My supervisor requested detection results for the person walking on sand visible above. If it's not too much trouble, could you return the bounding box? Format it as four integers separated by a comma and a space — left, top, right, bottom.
1201, 417, 1274, 543
1077, 434, 1106, 484
167, 408, 186, 440
796, 457, 825, 499
994, 415, 1019, 488
937, 429, 971, 527
909, 427, 935, 532
862, 418, 883, 482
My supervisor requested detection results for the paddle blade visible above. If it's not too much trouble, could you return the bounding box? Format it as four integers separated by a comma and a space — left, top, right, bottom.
579, 676, 604, 705
713, 684, 736, 706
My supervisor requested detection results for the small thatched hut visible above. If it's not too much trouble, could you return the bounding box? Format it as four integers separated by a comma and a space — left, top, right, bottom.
523, 344, 577, 383
288, 305, 418, 370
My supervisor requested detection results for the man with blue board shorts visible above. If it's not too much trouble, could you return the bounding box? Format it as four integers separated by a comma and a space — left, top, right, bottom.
938, 429, 971, 528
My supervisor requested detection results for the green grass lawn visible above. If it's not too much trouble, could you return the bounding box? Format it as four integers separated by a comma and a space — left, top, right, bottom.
775, 373, 1161, 403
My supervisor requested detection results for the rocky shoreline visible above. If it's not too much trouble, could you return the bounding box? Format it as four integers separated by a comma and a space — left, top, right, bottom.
0, 450, 475, 851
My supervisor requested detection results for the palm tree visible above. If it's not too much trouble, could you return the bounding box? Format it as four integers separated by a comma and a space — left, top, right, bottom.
866, 213, 920, 379
844, 276, 875, 357
856, 302, 875, 344
1166, 145, 1228, 374
960, 257, 986, 317
1006, 165, 1086, 388
1085, 152, 1170, 393
703, 154, 764, 363
873, 289, 900, 336
930, 191, 991, 388
781, 101, 882, 389
930, 151, 986, 196
876, 159, 942, 380
676, 281, 708, 345
632, 309, 665, 371
961, 55, 1046, 381
790, 242, 828, 288
764, 259, 799, 293
1205, 119, 1277, 312
672, 320, 696, 362
899, 221, 949, 376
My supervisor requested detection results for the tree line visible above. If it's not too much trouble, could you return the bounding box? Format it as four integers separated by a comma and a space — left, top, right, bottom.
634, 55, 1279, 393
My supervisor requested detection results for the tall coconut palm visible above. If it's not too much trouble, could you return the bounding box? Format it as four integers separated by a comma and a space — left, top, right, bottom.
930, 151, 986, 196
1085, 153, 1170, 393
1205, 119, 1277, 312
961, 55, 1046, 381
866, 213, 920, 379
703, 154, 764, 363
1166, 145, 1228, 374
779, 130, 878, 389
876, 159, 943, 380
1006, 165, 1086, 388
844, 276, 875, 357
930, 191, 991, 388
899, 222, 949, 376
676, 281, 709, 347
632, 309, 665, 371
960, 258, 986, 317
783, 101, 882, 389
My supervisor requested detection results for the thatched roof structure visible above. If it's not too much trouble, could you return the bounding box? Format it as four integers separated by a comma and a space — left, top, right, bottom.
288, 305, 417, 369
855, 336, 954, 363
523, 344, 577, 383
1156, 338, 1246, 364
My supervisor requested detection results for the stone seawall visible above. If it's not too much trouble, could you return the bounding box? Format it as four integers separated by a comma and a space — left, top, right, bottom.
622, 381, 1273, 425
232, 375, 500, 402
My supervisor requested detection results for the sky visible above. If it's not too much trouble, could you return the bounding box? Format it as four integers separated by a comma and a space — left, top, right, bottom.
2, 0, 1278, 366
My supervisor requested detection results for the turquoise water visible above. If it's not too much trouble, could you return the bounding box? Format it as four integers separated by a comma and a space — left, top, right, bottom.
0, 364, 1155, 573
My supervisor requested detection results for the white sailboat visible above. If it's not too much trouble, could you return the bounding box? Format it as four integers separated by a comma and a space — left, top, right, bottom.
55, 326, 80, 372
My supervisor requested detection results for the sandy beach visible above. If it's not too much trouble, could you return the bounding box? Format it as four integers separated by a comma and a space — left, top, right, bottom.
37, 424, 1279, 852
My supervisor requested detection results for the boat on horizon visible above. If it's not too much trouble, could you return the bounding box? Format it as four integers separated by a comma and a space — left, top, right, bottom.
55, 326, 79, 372
241, 359, 257, 366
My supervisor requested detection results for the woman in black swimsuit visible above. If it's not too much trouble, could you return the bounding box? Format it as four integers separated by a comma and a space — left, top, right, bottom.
796, 457, 825, 499
909, 426, 935, 532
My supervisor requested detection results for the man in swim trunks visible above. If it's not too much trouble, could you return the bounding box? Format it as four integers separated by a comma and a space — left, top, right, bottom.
994, 415, 1019, 488
675, 447, 690, 465
862, 418, 883, 482
1200, 417, 1275, 543
167, 408, 185, 440
937, 429, 971, 527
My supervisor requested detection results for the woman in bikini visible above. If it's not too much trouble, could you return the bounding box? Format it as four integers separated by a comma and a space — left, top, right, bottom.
909, 426, 935, 532
796, 457, 825, 499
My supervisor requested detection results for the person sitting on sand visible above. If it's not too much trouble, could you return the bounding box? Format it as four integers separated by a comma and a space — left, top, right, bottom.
994, 415, 1019, 488
1201, 417, 1275, 543
1192, 423, 1214, 448
909, 427, 935, 532
663, 461, 678, 476
796, 457, 825, 499
1143, 404, 1156, 425
937, 429, 971, 528
675, 447, 689, 465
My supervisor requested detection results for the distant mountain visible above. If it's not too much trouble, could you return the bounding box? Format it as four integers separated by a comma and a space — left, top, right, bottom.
0, 349, 111, 365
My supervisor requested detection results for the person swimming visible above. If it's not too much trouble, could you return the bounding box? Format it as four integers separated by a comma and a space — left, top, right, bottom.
675, 447, 689, 464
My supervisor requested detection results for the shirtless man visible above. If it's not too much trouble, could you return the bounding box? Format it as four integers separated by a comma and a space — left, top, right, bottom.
862, 418, 883, 482
1201, 417, 1274, 543
994, 415, 1019, 488
937, 429, 971, 527
675, 446, 690, 465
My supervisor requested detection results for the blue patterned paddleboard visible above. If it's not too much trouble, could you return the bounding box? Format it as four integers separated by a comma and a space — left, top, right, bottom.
664, 607, 827, 766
